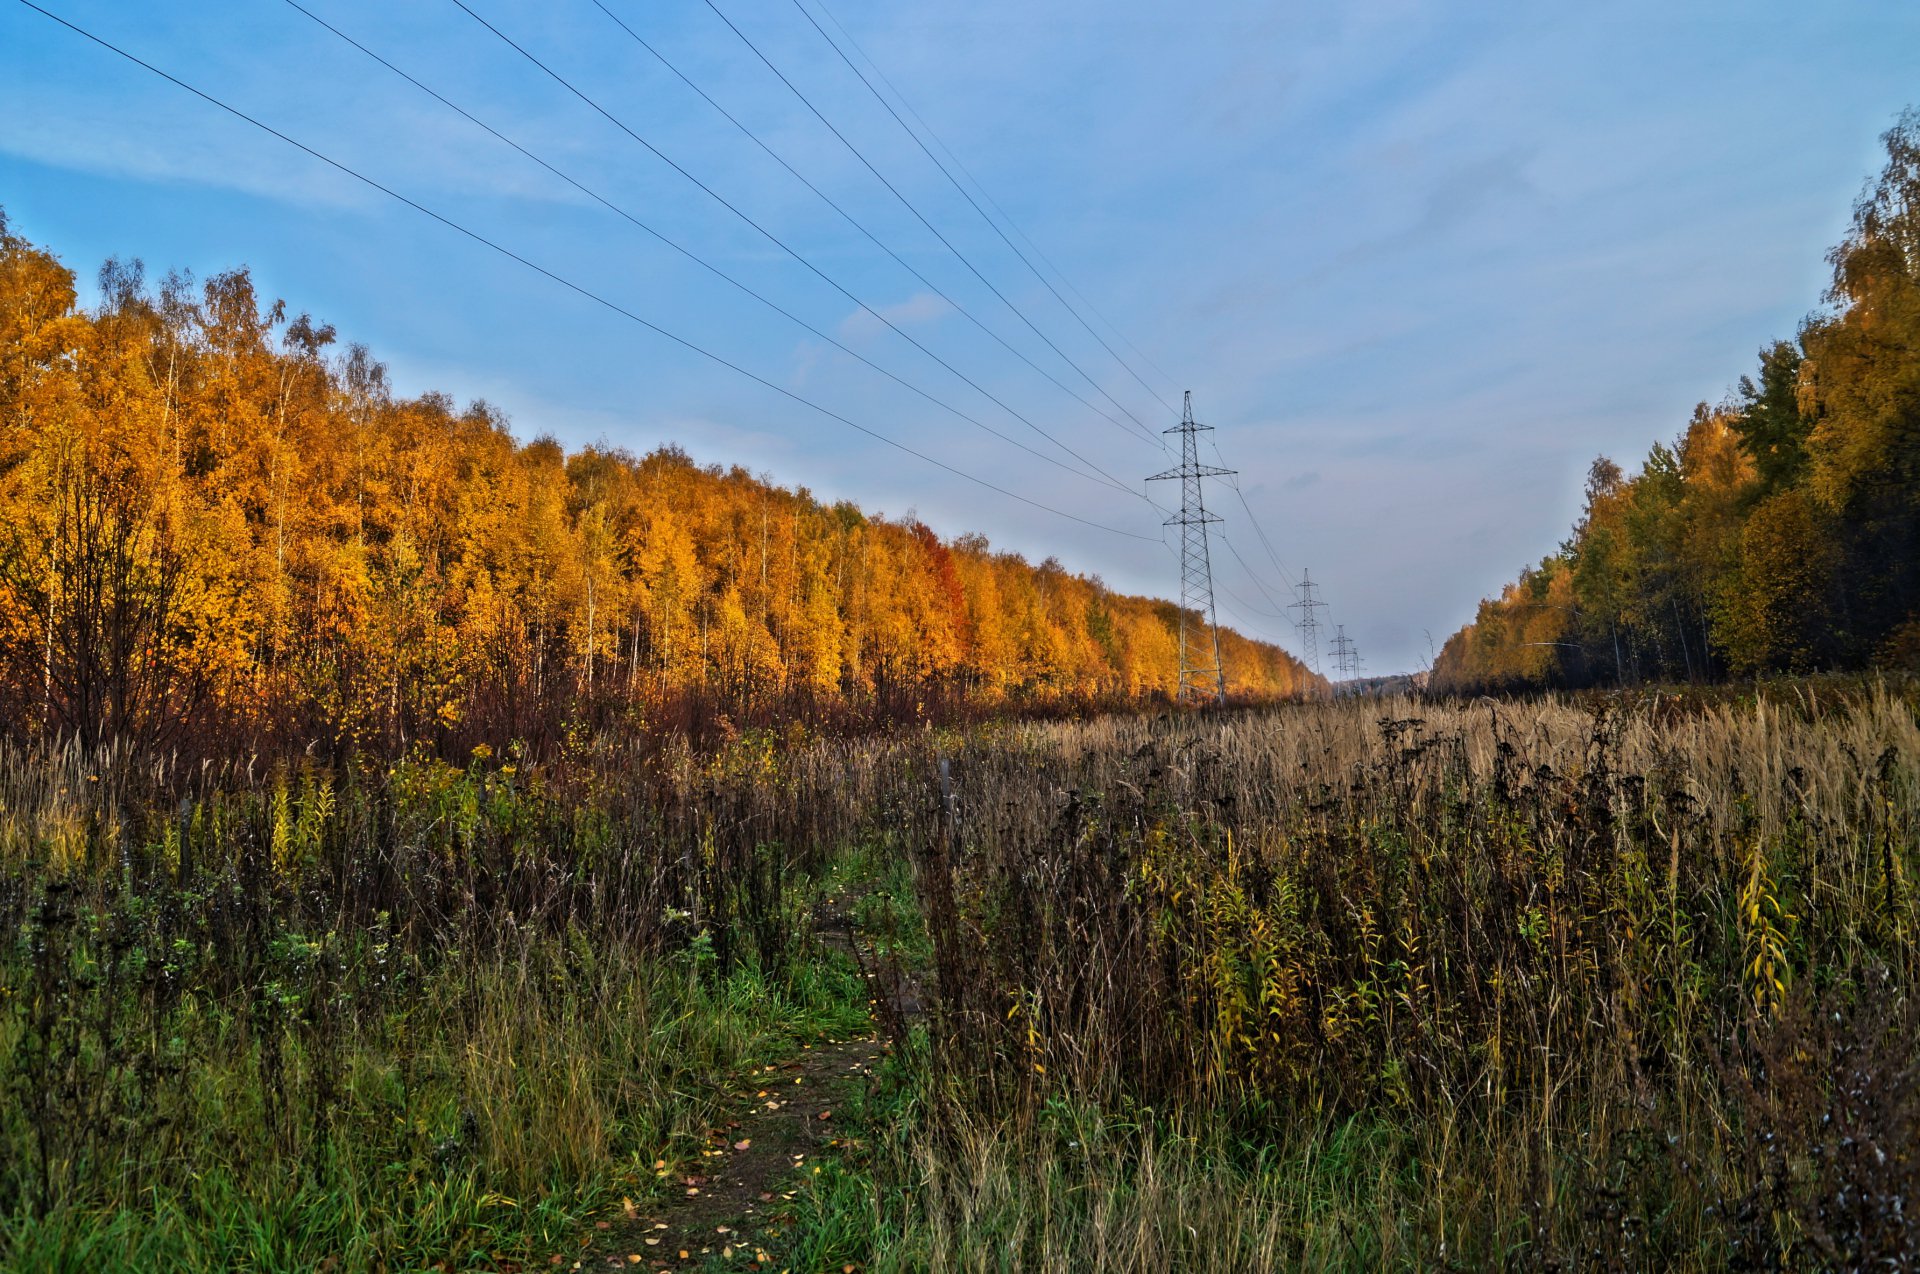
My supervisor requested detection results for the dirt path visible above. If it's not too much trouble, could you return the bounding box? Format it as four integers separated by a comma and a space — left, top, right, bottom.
542, 882, 920, 1274
567, 1031, 885, 1273
566, 899, 908, 1274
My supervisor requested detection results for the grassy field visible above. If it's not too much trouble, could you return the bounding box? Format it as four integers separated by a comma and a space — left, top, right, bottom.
4, 681, 1918, 1269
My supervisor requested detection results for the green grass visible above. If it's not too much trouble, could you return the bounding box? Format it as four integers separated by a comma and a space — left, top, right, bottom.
774, 1037, 1434, 1273
8, 681, 1919, 1269
1, 892, 872, 1272
3, 954, 865, 1271
758, 682, 1920, 1270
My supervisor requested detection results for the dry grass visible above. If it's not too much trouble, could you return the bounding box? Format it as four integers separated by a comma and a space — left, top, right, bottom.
839, 680, 1920, 1268
0, 736, 872, 1270
3, 679, 1915, 1268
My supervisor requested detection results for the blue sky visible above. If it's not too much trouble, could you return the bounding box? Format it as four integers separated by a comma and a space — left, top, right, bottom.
4, 0, 1916, 673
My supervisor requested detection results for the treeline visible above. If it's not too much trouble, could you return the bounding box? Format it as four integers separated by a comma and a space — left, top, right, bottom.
1434, 111, 1920, 693
0, 213, 1315, 758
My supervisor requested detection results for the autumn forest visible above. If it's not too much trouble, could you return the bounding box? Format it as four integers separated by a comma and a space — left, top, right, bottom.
5, 7, 1920, 1264
0, 211, 1314, 762
1433, 113, 1920, 693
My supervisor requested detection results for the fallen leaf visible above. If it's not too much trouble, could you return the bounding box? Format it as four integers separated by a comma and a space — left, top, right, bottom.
734, 1139, 751, 1150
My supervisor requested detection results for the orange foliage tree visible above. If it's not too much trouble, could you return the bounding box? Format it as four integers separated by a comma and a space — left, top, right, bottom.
0, 216, 1316, 755
1435, 111, 1920, 692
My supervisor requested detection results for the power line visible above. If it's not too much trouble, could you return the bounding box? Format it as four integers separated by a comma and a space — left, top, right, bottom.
445, 0, 1162, 491
583, 0, 1157, 452
16, 0, 1158, 545
1160, 421, 1314, 657
806, 0, 1185, 402
1218, 535, 1293, 621
787, 0, 1183, 423
1213, 595, 1300, 653
1329, 624, 1357, 678
279, 0, 1133, 500
23, 0, 1325, 688
1208, 435, 1300, 597
804, 0, 1338, 686
1147, 392, 1231, 704
689, 0, 1167, 446
1287, 568, 1328, 676
1226, 477, 1302, 595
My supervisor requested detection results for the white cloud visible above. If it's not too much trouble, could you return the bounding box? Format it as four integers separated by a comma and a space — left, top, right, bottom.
835, 291, 951, 342
0, 73, 597, 214
0, 91, 374, 209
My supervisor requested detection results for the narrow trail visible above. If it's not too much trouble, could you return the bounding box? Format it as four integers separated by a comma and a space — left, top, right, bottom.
572, 900, 915, 1273
581, 1034, 885, 1272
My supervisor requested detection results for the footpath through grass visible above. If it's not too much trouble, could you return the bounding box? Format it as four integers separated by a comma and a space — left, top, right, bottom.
9, 682, 1920, 1270
548, 834, 1441, 1274
0, 738, 884, 1274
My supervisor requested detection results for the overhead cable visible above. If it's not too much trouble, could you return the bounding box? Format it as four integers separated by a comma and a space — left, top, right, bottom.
16, 0, 1160, 544
447, 0, 1164, 483
808, 0, 1185, 401
282, 0, 1133, 497
586, 0, 1159, 450
696, 0, 1167, 444
787, 0, 1182, 421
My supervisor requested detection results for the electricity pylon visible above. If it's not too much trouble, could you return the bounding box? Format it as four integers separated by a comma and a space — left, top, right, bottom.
1329, 624, 1357, 679
1148, 392, 1232, 704
1289, 568, 1327, 678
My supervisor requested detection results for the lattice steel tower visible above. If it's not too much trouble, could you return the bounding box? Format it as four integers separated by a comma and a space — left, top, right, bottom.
1148, 392, 1233, 704
1289, 568, 1327, 678
1329, 624, 1357, 679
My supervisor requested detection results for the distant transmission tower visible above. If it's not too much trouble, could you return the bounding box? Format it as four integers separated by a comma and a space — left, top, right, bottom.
1329, 624, 1357, 679
1148, 392, 1233, 704
1289, 568, 1327, 677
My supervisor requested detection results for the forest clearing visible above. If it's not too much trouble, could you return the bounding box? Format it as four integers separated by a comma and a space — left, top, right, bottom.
4, 682, 1917, 1269
7, 2, 1920, 1269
